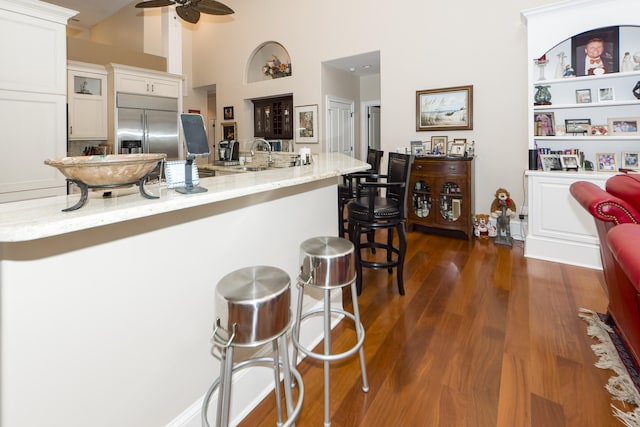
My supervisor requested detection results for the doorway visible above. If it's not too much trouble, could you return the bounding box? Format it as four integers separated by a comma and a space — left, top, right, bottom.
326, 96, 354, 157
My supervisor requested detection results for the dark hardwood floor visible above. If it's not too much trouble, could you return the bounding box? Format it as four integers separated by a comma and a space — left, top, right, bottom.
238, 230, 621, 427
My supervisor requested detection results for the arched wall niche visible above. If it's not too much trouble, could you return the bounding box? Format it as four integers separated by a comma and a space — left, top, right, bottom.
539, 25, 640, 80
247, 41, 292, 83
522, 0, 640, 59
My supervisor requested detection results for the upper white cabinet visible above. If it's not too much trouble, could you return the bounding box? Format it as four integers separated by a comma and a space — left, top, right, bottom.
107, 64, 182, 98
0, 0, 76, 203
67, 61, 108, 141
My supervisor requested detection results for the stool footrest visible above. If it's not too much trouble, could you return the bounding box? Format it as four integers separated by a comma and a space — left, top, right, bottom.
292, 307, 366, 362
202, 356, 304, 427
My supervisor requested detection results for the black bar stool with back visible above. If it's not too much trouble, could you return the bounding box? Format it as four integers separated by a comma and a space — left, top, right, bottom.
338, 148, 384, 237
346, 152, 412, 295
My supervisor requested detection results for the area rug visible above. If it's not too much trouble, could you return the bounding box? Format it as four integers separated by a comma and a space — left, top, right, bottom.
579, 308, 640, 427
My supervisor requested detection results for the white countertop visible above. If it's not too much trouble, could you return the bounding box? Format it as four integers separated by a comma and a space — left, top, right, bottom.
0, 152, 369, 242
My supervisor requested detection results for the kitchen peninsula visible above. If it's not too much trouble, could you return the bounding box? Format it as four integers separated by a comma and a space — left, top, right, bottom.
0, 152, 368, 426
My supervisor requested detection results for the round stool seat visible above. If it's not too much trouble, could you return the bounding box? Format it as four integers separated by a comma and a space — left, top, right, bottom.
299, 236, 355, 289
215, 265, 290, 347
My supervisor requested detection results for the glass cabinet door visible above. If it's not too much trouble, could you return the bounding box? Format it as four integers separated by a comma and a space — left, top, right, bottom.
412, 180, 431, 218
439, 181, 462, 222
73, 75, 102, 96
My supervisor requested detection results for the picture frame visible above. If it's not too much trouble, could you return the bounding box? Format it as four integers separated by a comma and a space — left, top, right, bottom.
221, 121, 236, 140
421, 140, 432, 154
449, 142, 466, 157
575, 89, 592, 103
596, 152, 618, 171
534, 112, 556, 136
411, 141, 424, 156
571, 26, 619, 76
590, 125, 609, 136
565, 118, 591, 134
608, 117, 640, 136
223, 106, 234, 120
598, 87, 615, 102
416, 85, 473, 131
539, 154, 562, 171
430, 136, 447, 155
622, 151, 640, 169
559, 154, 580, 170
294, 104, 319, 143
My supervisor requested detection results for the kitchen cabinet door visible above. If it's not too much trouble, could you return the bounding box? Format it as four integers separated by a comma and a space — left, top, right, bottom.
67, 64, 108, 140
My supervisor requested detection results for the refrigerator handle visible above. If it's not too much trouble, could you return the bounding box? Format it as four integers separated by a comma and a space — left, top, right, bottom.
142, 113, 147, 154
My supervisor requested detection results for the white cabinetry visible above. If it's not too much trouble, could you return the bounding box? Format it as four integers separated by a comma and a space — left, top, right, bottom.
522, 0, 640, 268
109, 65, 181, 98
0, 0, 76, 203
67, 61, 107, 141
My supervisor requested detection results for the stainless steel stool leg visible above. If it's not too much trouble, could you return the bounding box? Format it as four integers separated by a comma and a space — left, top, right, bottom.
280, 336, 295, 421
351, 282, 369, 392
323, 288, 332, 427
291, 280, 306, 368
272, 340, 285, 426
216, 345, 234, 427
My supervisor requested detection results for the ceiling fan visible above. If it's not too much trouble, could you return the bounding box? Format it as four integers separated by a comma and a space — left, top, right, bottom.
135, 0, 234, 24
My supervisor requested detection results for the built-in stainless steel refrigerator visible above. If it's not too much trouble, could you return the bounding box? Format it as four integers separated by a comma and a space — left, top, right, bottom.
116, 93, 180, 159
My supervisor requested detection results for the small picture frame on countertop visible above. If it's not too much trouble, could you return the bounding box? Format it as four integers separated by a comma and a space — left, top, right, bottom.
559, 154, 580, 170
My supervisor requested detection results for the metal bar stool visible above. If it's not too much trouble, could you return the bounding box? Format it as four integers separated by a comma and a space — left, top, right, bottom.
291, 236, 369, 427
202, 266, 304, 427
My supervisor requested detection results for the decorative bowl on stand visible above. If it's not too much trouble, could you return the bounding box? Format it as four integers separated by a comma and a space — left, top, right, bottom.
45, 153, 166, 211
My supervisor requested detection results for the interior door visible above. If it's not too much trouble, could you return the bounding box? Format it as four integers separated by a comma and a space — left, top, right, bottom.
368, 105, 381, 150
327, 97, 354, 157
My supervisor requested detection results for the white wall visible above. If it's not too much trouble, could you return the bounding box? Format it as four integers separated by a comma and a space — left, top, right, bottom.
188, 0, 558, 215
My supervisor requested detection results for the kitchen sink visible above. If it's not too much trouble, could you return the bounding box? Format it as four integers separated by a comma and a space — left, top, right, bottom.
237, 166, 267, 172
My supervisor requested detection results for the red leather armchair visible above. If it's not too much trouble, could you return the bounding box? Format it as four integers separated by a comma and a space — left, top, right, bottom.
570, 173, 640, 364
607, 223, 640, 364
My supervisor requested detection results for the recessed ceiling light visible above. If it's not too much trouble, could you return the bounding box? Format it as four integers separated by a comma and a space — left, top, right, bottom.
349, 67, 356, 72
363, 64, 371, 69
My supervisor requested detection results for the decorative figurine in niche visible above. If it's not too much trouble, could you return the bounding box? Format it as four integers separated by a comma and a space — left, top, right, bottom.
562, 64, 576, 78
555, 52, 567, 79
490, 188, 517, 247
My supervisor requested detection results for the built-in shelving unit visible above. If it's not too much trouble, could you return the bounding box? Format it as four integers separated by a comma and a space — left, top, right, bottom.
522, 0, 640, 269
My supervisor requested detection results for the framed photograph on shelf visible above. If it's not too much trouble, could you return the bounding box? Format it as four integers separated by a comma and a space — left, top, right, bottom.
534, 112, 556, 136
590, 125, 609, 136
622, 152, 640, 169
539, 154, 562, 171
608, 117, 640, 136
571, 26, 619, 76
294, 104, 319, 143
221, 121, 236, 140
430, 136, 447, 155
559, 154, 580, 170
598, 87, 615, 102
223, 106, 234, 120
449, 142, 466, 157
596, 152, 618, 171
422, 140, 432, 154
416, 85, 473, 131
565, 118, 591, 135
575, 89, 592, 103
411, 141, 424, 156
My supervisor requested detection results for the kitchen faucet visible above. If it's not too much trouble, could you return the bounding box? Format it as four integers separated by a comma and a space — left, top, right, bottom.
250, 138, 273, 166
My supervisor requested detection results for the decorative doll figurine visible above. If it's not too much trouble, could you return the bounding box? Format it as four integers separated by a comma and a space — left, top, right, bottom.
622, 52, 634, 73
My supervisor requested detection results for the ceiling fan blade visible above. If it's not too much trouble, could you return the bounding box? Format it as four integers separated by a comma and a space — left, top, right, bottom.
176, 5, 201, 23
135, 0, 176, 8
192, 0, 234, 15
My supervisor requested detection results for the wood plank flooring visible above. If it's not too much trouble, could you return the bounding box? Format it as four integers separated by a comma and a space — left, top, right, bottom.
238, 231, 622, 427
